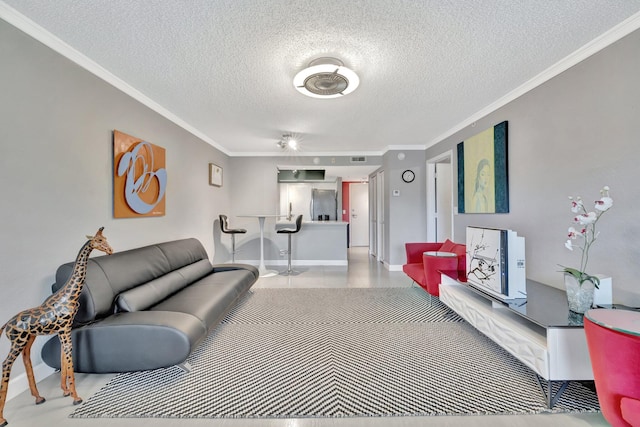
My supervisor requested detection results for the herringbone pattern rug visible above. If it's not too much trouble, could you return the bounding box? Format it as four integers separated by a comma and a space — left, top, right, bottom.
70, 287, 600, 419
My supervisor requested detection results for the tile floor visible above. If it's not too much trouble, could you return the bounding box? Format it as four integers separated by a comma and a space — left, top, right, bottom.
3, 247, 608, 426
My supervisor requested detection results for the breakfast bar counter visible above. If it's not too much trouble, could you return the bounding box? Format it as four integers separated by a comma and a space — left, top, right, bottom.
276, 220, 348, 265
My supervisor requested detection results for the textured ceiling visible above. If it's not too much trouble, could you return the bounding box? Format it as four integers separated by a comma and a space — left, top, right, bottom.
3, 0, 640, 156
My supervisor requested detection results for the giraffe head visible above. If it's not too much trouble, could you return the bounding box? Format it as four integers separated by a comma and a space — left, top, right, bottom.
86, 227, 113, 255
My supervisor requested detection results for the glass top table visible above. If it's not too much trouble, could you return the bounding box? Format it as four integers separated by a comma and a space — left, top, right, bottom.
423, 251, 457, 258
462, 277, 588, 328
586, 308, 640, 336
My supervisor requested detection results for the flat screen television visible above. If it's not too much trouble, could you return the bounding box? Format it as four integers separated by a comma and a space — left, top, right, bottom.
466, 226, 526, 300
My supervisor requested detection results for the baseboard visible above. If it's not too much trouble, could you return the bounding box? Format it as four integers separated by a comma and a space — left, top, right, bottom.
6, 362, 56, 401
242, 259, 348, 266
386, 263, 403, 271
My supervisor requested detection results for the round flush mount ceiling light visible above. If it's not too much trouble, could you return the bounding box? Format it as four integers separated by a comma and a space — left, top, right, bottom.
293, 57, 360, 99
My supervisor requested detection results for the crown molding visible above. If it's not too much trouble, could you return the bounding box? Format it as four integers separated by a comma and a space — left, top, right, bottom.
0, 2, 231, 156
3, 2, 639, 158
426, 10, 640, 149
229, 150, 386, 157
385, 145, 430, 151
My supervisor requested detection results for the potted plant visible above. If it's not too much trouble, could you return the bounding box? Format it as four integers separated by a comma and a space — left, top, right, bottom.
561, 186, 613, 313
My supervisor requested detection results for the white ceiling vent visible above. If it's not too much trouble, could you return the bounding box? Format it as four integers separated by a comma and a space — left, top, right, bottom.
350, 156, 367, 163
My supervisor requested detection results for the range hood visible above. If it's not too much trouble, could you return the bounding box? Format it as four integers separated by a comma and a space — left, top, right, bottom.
277, 169, 325, 182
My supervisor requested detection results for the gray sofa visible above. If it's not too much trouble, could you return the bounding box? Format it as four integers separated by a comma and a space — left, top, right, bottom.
41, 238, 258, 373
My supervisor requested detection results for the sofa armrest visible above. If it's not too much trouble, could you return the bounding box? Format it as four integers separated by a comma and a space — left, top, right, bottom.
41, 311, 206, 373
404, 242, 443, 264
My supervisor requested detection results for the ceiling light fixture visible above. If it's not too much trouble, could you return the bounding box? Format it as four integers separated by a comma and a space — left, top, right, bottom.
276, 134, 299, 151
293, 57, 359, 99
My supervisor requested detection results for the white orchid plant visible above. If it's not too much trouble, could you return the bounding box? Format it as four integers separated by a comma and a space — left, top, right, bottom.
561, 186, 613, 288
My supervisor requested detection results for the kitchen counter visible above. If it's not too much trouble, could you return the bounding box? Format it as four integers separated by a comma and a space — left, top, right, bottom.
278, 220, 349, 225
275, 220, 348, 265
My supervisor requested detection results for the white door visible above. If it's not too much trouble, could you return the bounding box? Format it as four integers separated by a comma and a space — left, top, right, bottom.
436, 163, 452, 241
427, 151, 454, 242
350, 183, 369, 247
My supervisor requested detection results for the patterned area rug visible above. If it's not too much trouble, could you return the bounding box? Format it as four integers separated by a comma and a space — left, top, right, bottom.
71, 287, 600, 419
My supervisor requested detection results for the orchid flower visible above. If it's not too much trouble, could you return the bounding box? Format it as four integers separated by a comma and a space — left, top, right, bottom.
569, 197, 583, 213
562, 186, 613, 288
595, 197, 613, 211
574, 212, 597, 225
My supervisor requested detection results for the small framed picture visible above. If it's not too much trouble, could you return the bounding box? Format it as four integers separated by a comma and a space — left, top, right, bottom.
209, 163, 223, 187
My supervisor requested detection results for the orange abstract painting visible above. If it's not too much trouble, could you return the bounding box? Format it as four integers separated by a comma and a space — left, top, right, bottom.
113, 130, 167, 218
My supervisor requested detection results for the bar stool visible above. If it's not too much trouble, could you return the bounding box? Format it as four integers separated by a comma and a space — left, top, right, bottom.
277, 215, 303, 275
219, 214, 246, 263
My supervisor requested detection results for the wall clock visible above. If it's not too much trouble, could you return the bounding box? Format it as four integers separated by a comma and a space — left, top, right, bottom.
402, 169, 415, 183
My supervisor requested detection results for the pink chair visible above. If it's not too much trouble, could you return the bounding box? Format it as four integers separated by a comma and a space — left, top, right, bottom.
402, 242, 443, 289
402, 239, 467, 296
584, 309, 640, 427
423, 252, 458, 297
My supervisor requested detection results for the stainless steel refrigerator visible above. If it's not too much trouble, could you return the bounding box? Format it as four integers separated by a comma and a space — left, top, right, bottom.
311, 189, 337, 221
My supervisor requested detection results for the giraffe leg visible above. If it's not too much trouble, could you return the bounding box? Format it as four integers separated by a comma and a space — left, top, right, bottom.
22, 335, 45, 405
59, 345, 70, 397
58, 332, 82, 405
1, 339, 26, 427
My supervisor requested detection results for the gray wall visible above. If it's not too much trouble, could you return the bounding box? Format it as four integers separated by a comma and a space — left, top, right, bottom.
424, 28, 640, 305
0, 20, 230, 374
381, 150, 428, 266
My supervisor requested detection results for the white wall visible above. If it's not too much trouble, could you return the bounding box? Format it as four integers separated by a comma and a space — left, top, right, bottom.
0, 20, 230, 379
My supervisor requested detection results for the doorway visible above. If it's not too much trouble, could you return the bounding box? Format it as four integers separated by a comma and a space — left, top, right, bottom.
376, 171, 384, 262
349, 183, 369, 247
369, 174, 377, 257
427, 151, 454, 242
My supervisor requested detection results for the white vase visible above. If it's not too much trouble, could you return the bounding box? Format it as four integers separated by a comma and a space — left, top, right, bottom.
564, 273, 596, 314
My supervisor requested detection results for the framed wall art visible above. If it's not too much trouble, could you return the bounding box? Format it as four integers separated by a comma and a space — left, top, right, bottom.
457, 121, 509, 214
209, 163, 223, 187
113, 130, 167, 218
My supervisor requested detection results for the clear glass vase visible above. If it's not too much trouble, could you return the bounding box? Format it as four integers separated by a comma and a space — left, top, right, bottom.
564, 273, 596, 314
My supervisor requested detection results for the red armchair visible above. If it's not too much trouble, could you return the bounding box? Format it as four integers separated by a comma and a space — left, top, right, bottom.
584, 309, 640, 427
402, 239, 467, 296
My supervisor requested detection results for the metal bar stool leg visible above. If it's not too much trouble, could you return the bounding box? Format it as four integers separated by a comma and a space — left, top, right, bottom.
287, 234, 292, 274
231, 234, 236, 263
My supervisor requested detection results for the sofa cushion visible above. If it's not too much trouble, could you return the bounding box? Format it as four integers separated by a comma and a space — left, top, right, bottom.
156, 238, 209, 271
150, 269, 255, 329
114, 259, 214, 312
439, 239, 456, 253
403, 263, 425, 287
53, 238, 210, 324
176, 259, 215, 283
451, 244, 467, 274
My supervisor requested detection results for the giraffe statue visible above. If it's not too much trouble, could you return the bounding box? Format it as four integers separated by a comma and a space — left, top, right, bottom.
0, 227, 113, 426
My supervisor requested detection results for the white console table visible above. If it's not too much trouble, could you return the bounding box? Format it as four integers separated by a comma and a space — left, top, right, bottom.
439, 274, 594, 408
